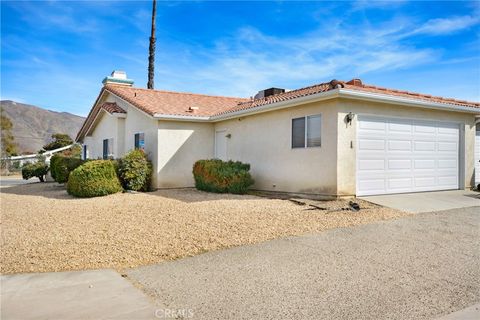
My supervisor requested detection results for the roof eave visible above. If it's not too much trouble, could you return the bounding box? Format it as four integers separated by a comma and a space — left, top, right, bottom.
338, 89, 480, 114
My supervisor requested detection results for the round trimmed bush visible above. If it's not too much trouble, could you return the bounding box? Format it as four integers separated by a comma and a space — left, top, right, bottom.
67, 160, 122, 198
117, 149, 152, 191
50, 155, 85, 183
22, 161, 49, 182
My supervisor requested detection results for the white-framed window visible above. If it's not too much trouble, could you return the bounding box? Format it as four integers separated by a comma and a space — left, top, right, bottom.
134, 132, 145, 150
292, 114, 322, 148
103, 138, 114, 159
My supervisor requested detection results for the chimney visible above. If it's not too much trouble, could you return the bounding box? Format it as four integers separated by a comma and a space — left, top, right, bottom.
254, 87, 285, 100
346, 78, 363, 87
102, 70, 134, 86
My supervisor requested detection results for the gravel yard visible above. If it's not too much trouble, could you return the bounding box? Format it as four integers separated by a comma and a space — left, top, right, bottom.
0, 183, 409, 274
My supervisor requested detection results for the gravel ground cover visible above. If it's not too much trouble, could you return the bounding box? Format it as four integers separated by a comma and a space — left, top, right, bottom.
0, 183, 410, 274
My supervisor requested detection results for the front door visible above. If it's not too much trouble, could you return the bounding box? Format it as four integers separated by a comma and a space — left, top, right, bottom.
215, 130, 227, 160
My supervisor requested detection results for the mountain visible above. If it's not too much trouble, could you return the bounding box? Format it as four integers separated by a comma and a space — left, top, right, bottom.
0, 100, 85, 154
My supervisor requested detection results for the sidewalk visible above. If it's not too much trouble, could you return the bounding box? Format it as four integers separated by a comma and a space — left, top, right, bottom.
1, 269, 157, 320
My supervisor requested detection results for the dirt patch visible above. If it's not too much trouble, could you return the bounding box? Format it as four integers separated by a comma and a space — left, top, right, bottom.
0, 183, 410, 274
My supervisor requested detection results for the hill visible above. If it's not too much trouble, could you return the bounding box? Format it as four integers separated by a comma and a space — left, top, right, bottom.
0, 100, 85, 154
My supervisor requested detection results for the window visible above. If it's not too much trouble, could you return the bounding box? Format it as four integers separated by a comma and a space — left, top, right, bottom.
103, 138, 114, 159
292, 114, 322, 148
134, 133, 145, 150
82, 145, 88, 160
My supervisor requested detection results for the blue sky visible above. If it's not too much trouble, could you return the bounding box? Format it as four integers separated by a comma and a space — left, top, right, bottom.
1, 0, 479, 116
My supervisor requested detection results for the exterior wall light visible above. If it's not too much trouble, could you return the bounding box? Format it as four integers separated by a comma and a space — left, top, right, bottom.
345, 112, 355, 125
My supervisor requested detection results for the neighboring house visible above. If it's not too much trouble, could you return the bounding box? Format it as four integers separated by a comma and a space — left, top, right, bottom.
76, 71, 480, 197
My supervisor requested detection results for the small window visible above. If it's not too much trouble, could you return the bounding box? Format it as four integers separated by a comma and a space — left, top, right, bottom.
292, 114, 322, 148
103, 138, 114, 159
82, 145, 88, 160
292, 117, 306, 148
134, 133, 145, 150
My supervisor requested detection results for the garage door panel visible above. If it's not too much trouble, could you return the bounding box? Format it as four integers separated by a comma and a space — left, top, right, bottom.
357, 116, 459, 196
388, 140, 411, 151
358, 159, 385, 170
387, 177, 413, 190
414, 141, 435, 151
388, 159, 411, 170
414, 159, 435, 169
388, 120, 412, 134
358, 139, 385, 151
414, 177, 436, 188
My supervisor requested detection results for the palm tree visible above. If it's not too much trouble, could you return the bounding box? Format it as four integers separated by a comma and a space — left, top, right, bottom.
147, 0, 157, 89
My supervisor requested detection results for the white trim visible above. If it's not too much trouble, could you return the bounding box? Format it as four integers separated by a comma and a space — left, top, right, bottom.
339, 89, 479, 114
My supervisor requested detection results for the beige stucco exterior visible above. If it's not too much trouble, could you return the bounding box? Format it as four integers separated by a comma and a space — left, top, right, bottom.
213, 100, 339, 195
81, 90, 478, 197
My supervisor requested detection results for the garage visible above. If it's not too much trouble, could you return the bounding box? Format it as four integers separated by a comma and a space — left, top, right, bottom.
356, 115, 460, 196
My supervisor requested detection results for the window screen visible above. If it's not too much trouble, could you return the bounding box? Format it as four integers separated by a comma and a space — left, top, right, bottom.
135, 133, 145, 150
292, 117, 306, 148
307, 115, 322, 147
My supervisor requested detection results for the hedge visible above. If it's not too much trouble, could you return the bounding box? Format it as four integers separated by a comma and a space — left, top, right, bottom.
50, 154, 85, 183
67, 160, 122, 198
22, 161, 49, 182
117, 149, 152, 191
193, 159, 254, 194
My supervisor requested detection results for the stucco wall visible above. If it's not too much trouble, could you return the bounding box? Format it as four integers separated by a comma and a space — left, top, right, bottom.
214, 100, 338, 195
157, 121, 214, 188
83, 111, 121, 160
336, 98, 477, 196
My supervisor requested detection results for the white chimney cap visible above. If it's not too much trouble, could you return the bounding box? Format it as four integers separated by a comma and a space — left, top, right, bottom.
102, 70, 134, 86
111, 70, 127, 79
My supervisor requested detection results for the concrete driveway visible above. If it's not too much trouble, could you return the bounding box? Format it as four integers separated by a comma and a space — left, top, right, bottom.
361, 190, 479, 213
127, 206, 480, 320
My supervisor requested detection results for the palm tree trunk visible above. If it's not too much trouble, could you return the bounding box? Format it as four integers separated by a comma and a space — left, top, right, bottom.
147, 0, 157, 89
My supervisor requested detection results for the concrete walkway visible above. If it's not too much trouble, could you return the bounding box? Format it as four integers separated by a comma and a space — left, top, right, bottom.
1, 269, 157, 320
127, 206, 480, 320
361, 190, 479, 213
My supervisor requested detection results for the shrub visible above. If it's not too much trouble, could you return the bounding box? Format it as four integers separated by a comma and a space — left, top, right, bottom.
117, 149, 152, 191
50, 154, 85, 183
193, 159, 254, 194
67, 160, 122, 198
22, 161, 49, 182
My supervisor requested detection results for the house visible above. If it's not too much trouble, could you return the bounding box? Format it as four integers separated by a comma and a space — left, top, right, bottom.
76, 71, 480, 197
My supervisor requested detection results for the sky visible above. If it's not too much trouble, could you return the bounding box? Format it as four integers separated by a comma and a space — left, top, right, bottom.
1, 0, 479, 116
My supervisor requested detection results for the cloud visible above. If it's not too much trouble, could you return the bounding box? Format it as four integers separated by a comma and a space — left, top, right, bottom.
155, 22, 437, 97
410, 15, 480, 36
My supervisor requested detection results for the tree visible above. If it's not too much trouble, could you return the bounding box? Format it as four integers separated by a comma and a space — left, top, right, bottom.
0, 110, 18, 157
147, 0, 157, 89
42, 133, 73, 151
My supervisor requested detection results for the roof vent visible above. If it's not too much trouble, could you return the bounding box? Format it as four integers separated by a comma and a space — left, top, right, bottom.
346, 78, 363, 87
102, 70, 134, 86
254, 87, 285, 100
187, 106, 199, 113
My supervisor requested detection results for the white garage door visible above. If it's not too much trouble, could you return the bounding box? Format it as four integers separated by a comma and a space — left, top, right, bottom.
356, 116, 460, 196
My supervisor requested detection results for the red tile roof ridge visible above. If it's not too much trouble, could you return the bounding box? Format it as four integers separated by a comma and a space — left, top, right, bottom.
104, 84, 247, 101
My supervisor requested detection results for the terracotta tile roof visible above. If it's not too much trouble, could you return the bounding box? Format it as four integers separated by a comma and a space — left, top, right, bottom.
101, 102, 126, 114
76, 102, 125, 141
104, 84, 248, 117
217, 79, 479, 116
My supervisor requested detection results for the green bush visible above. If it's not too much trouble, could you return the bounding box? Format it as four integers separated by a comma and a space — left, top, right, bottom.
117, 149, 152, 191
67, 160, 123, 198
22, 161, 49, 182
50, 154, 85, 183
193, 159, 254, 194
